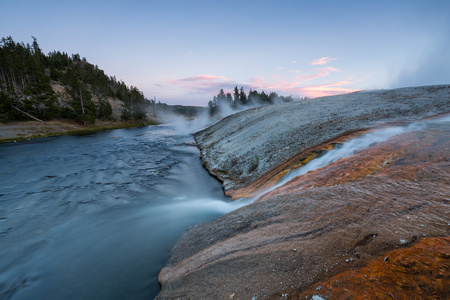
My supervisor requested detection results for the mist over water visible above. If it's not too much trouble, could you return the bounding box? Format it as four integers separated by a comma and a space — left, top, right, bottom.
160, 97, 281, 136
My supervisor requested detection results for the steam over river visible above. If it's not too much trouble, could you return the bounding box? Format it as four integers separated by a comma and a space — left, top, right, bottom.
0, 125, 241, 299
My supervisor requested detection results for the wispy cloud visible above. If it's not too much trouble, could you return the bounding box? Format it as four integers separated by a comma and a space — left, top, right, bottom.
309, 57, 337, 65
172, 75, 229, 83
249, 77, 302, 92
170, 75, 239, 96
298, 81, 357, 98
166, 68, 356, 104
296, 66, 340, 81
247, 77, 357, 99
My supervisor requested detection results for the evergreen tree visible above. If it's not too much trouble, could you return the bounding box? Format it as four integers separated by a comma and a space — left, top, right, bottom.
207, 86, 296, 117
269, 92, 278, 103
248, 89, 259, 104
208, 100, 216, 116
233, 86, 239, 108
226, 92, 233, 106
259, 91, 270, 104
0, 91, 21, 122
239, 87, 247, 105
63, 67, 96, 125
0, 36, 160, 123
217, 89, 226, 103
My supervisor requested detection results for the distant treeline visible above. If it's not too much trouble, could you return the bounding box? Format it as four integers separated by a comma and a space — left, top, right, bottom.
0, 36, 155, 124
155, 103, 208, 118
208, 87, 300, 115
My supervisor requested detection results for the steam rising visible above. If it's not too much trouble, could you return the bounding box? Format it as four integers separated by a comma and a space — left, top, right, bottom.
159, 102, 247, 136
162, 107, 448, 206
162, 95, 295, 136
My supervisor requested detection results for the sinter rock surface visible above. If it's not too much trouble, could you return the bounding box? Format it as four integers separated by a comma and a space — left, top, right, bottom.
194, 85, 450, 196
158, 116, 450, 299
157, 85, 450, 299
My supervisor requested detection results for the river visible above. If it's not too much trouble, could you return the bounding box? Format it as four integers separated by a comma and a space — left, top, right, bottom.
0, 124, 243, 299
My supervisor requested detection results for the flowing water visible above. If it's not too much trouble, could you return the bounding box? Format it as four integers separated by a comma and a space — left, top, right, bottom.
0, 125, 244, 300
256, 115, 449, 199
1, 115, 448, 299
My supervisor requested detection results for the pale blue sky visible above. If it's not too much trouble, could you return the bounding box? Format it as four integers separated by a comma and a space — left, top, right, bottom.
1, 0, 449, 105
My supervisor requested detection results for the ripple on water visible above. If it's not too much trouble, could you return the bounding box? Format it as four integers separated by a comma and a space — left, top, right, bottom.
0, 125, 232, 299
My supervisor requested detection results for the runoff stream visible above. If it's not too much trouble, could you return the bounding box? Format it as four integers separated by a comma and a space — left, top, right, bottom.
0, 115, 446, 299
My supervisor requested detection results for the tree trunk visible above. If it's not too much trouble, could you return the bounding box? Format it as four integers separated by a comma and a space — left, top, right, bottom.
12, 106, 44, 122
9, 68, 17, 92
0, 70, 6, 89
79, 87, 85, 114
79, 87, 87, 126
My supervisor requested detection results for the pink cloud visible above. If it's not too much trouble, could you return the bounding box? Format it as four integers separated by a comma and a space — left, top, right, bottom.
251, 79, 303, 91
247, 77, 357, 99
297, 81, 357, 98
169, 75, 239, 96
168, 71, 356, 104
295, 66, 340, 81
309, 57, 337, 65
172, 75, 229, 84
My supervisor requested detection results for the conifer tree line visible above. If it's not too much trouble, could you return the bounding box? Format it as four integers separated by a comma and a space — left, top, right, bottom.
207, 86, 298, 116
0, 36, 156, 124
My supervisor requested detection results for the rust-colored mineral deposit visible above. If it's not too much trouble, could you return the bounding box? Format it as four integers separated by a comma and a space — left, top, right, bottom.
157, 118, 450, 299
298, 237, 450, 300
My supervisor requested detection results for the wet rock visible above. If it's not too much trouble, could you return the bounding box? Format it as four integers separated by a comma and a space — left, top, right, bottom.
298, 237, 450, 300
157, 120, 450, 299
194, 85, 450, 198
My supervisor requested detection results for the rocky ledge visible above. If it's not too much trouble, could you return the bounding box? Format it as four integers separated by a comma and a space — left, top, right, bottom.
157, 85, 450, 299
194, 85, 450, 199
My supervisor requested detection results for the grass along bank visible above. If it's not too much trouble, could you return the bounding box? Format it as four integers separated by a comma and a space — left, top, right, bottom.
0, 120, 159, 144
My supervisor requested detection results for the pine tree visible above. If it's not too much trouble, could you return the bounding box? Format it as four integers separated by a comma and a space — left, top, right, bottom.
233, 86, 240, 108
226, 92, 233, 106
0, 36, 157, 123
239, 87, 247, 105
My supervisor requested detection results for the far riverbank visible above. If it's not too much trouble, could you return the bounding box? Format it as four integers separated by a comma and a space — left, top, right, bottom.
0, 120, 159, 144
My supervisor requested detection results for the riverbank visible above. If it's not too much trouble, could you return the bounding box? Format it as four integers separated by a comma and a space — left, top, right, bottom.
0, 119, 159, 143
157, 85, 450, 299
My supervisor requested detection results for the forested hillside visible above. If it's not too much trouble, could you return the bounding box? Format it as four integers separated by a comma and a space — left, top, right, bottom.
0, 36, 156, 124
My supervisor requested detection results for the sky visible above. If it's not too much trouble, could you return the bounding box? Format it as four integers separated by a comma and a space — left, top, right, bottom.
1, 0, 450, 106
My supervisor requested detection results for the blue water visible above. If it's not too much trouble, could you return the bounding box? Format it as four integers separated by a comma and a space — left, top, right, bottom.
0, 125, 239, 299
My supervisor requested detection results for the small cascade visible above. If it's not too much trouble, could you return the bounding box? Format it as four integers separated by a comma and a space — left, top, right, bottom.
254, 119, 436, 200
